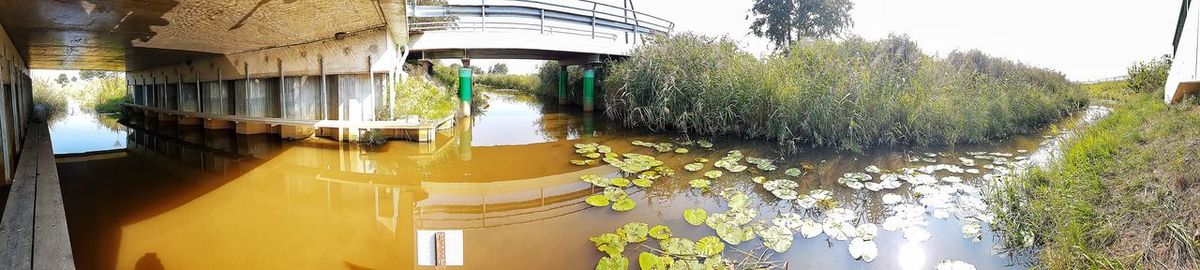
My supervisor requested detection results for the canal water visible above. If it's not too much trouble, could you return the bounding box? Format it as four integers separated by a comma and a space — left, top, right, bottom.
51, 90, 1108, 270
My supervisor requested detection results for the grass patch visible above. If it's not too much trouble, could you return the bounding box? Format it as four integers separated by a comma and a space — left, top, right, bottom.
476, 74, 538, 92
603, 33, 1088, 152
990, 93, 1200, 269
1083, 81, 1130, 101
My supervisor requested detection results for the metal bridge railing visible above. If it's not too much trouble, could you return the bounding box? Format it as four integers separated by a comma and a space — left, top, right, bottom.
408, 0, 674, 44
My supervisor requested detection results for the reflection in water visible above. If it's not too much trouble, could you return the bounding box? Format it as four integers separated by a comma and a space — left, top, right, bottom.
54, 91, 1100, 269
49, 99, 127, 154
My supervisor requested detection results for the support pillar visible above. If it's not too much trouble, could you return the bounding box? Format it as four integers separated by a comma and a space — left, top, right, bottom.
459, 58, 473, 116
558, 66, 568, 105
582, 66, 596, 112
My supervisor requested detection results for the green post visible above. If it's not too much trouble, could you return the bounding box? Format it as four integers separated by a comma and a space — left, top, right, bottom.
582, 67, 595, 112
459, 67, 472, 115
558, 66, 568, 105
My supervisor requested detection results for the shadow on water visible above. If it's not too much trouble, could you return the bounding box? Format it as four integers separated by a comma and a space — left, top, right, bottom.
52, 90, 1099, 269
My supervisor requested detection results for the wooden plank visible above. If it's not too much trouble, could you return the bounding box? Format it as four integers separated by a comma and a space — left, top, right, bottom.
31, 122, 75, 269
0, 120, 43, 270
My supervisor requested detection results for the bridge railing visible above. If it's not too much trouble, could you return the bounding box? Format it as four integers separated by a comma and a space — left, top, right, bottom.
408, 0, 674, 44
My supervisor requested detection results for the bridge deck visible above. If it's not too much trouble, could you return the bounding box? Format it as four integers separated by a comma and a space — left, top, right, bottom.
0, 121, 76, 270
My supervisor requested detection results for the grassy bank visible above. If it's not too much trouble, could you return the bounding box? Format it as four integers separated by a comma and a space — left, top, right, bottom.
603, 33, 1088, 152
32, 77, 67, 121
990, 91, 1200, 269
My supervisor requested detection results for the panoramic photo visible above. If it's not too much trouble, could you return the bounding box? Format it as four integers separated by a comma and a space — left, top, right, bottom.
0, 0, 1197, 269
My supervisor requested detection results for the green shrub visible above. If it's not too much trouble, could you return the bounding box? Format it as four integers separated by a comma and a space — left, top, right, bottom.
384, 77, 455, 120
476, 74, 538, 92
1126, 54, 1171, 93
604, 33, 1088, 152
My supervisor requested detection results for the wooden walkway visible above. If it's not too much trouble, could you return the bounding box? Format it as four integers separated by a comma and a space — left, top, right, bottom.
0, 121, 76, 270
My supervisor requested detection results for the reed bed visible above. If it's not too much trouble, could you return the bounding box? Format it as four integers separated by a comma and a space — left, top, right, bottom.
603, 33, 1088, 152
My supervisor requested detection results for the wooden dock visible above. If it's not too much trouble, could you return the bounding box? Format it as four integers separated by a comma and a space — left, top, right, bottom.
0, 121, 76, 270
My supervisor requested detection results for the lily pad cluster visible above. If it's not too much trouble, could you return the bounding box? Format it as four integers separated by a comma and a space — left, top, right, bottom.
576, 143, 677, 212
589, 222, 733, 270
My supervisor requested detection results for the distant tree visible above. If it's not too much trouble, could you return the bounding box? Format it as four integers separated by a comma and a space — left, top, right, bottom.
79, 70, 117, 80
55, 74, 70, 86
748, 0, 854, 49
488, 63, 509, 74
71, 76, 78, 82
471, 66, 484, 74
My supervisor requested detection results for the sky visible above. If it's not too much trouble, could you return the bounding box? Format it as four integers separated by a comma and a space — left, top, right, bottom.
480, 0, 1180, 81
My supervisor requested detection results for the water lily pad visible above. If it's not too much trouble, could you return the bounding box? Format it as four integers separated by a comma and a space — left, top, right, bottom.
857, 223, 878, 241
865, 165, 881, 174
759, 225, 794, 253
822, 221, 857, 241
961, 222, 983, 242
697, 140, 713, 148
586, 195, 611, 207
683, 163, 704, 172
710, 221, 748, 245
694, 236, 725, 257
612, 197, 636, 212
659, 237, 696, 256
725, 164, 748, 173
726, 192, 750, 210
632, 178, 653, 188
771, 189, 799, 200
881, 193, 903, 205
586, 153, 602, 159
620, 222, 650, 243
582, 174, 611, 187
935, 260, 976, 270
649, 225, 672, 240
688, 179, 711, 189
703, 170, 723, 179
603, 187, 628, 201
694, 157, 710, 163
756, 163, 778, 171
751, 176, 767, 184
684, 208, 707, 226
674, 148, 690, 154
784, 168, 804, 177
848, 238, 878, 262
763, 179, 798, 191
596, 255, 629, 270
772, 213, 804, 229
590, 233, 627, 257
799, 218, 822, 238
638, 252, 667, 270
571, 159, 590, 166
611, 177, 632, 187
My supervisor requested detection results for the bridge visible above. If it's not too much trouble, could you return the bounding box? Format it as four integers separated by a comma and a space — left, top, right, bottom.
0, 0, 672, 269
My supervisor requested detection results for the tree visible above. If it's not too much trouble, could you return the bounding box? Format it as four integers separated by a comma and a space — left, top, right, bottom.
55, 74, 70, 86
79, 70, 117, 80
488, 63, 509, 74
748, 0, 854, 49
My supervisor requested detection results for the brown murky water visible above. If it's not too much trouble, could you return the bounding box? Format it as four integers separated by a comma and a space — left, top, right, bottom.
54, 91, 1107, 270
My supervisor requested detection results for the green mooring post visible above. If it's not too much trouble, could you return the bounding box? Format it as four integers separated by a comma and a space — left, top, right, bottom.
459, 67, 472, 115
558, 66, 568, 105
582, 67, 595, 112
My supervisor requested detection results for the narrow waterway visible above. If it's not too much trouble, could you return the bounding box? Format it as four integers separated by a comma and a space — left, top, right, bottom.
52, 90, 1108, 270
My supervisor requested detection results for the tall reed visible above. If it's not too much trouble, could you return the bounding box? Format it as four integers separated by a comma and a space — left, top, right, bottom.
604, 33, 1087, 152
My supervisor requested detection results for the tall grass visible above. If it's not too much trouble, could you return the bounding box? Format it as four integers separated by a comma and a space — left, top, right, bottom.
382, 77, 455, 121
32, 77, 67, 122
604, 33, 1088, 152
990, 93, 1200, 268
476, 74, 538, 92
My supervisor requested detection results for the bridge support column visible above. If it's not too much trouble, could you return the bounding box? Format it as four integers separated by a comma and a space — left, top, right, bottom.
582, 66, 596, 112
459, 59, 473, 116
558, 66, 568, 105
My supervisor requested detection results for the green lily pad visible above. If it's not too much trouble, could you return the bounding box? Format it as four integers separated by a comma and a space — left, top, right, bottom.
670, 259, 703, 270
590, 233, 627, 257
659, 237, 696, 256
751, 176, 767, 184
683, 163, 704, 172
611, 177, 631, 187
595, 255, 629, 270
582, 174, 611, 187
763, 179, 798, 191
703, 170, 723, 179
759, 225, 794, 253
674, 148, 689, 154
684, 208, 707, 226
694, 157, 710, 163
694, 236, 725, 257
620, 222, 649, 243
726, 192, 750, 210
784, 168, 804, 177
612, 197, 636, 212
688, 179, 710, 189
639, 252, 667, 270
632, 178, 653, 188
586, 153, 602, 159
697, 140, 713, 148
711, 221, 748, 245
586, 195, 611, 207
649, 225, 672, 240
571, 159, 590, 166
603, 187, 628, 201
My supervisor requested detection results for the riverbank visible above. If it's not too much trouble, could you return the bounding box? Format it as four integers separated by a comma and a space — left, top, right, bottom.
990, 91, 1200, 269
602, 33, 1088, 153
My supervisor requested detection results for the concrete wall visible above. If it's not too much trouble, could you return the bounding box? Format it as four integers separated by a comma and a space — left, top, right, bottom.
127, 28, 406, 124
0, 21, 32, 184
1168, 3, 1200, 103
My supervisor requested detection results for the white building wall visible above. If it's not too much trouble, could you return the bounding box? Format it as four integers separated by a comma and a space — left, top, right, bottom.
1167, 2, 1200, 102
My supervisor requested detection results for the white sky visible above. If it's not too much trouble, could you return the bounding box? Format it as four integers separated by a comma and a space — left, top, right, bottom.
483, 0, 1180, 81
